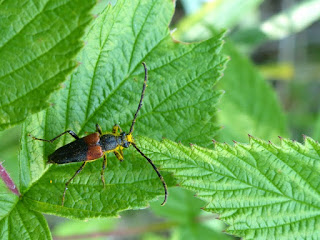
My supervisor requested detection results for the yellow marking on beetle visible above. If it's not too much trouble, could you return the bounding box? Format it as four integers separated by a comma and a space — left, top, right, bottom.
127, 134, 134, 143
31, 62, 168, 206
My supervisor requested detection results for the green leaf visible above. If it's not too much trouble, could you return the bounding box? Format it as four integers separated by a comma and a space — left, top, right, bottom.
0, 149, 47, 240
0, 201, 51, 240
172, 224, 229, 240
217, 42, 289, 143
151, 188, 230, 240
151, 188, 205, 224
0, 181, 19, 221
19, 0, 227, 219
138, 136, 320, 239
0, 0, 95, 130
172, 4, 289, 143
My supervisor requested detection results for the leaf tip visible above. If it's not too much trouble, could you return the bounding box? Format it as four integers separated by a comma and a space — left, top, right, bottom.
170, 28, 177, 35
302, 134, 307, 141
232, 140, 237, 145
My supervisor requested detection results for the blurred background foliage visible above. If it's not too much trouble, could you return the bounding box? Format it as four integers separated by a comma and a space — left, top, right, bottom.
1, 0, 320, 239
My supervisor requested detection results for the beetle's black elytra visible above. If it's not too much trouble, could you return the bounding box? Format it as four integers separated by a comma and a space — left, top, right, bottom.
31, 63, 167, 206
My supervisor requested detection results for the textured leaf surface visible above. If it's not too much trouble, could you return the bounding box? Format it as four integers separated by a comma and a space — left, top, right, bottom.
0, 113, 46, 240
173, 3, 289, 143
138, 136, 320, 239
0, 201, 51, 240
0, 181, 18, 221
19, 0, 227, 219
0, 0, 95, 130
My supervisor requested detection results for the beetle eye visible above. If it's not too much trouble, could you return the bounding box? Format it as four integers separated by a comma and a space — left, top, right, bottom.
124, 142, 130, 148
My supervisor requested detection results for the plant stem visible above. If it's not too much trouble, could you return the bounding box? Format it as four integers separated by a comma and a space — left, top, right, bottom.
0, 160, 20, 196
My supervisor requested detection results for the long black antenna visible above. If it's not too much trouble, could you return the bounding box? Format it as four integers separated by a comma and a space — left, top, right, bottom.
131, 142, 168, 205
129, 62, 148, 134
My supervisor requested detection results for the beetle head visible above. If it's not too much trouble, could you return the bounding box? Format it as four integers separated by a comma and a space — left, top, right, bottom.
120, 132, 131, 148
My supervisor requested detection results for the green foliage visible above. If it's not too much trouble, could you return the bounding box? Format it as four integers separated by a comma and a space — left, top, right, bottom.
0, 200, 51, 240
0, 0, 316, 239
151, 188, 230, 240
217, 42, 288, 143
0, 127, 20, 184
16, 0, 226, 221
314, 114, 320, 141
0, 0, 95, 130
0, 182, 19, 221
138, 135, 320, 239
173, 2, 289, 143
53, 218, 115, 239
151, 188, 205, 224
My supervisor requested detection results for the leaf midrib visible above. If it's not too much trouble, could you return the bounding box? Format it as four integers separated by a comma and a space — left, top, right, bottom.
145, 141, 320, 211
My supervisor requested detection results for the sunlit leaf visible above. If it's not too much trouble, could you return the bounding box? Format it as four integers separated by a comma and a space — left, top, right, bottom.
0, 0, 95, 130
139, 136, 320, 239
19, 0, 227, 219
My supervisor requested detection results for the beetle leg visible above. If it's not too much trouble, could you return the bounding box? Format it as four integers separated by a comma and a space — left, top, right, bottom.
30, 130, 79, 143
112, 124, 123, 134
62, 161, 87, 206
114, 150, 124, 162
119, 148, 124, 158
96, 124, 102, 135
100, 154, 107, 188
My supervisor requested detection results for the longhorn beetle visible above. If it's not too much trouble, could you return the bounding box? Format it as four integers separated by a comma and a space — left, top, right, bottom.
31, 62, 167, 206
